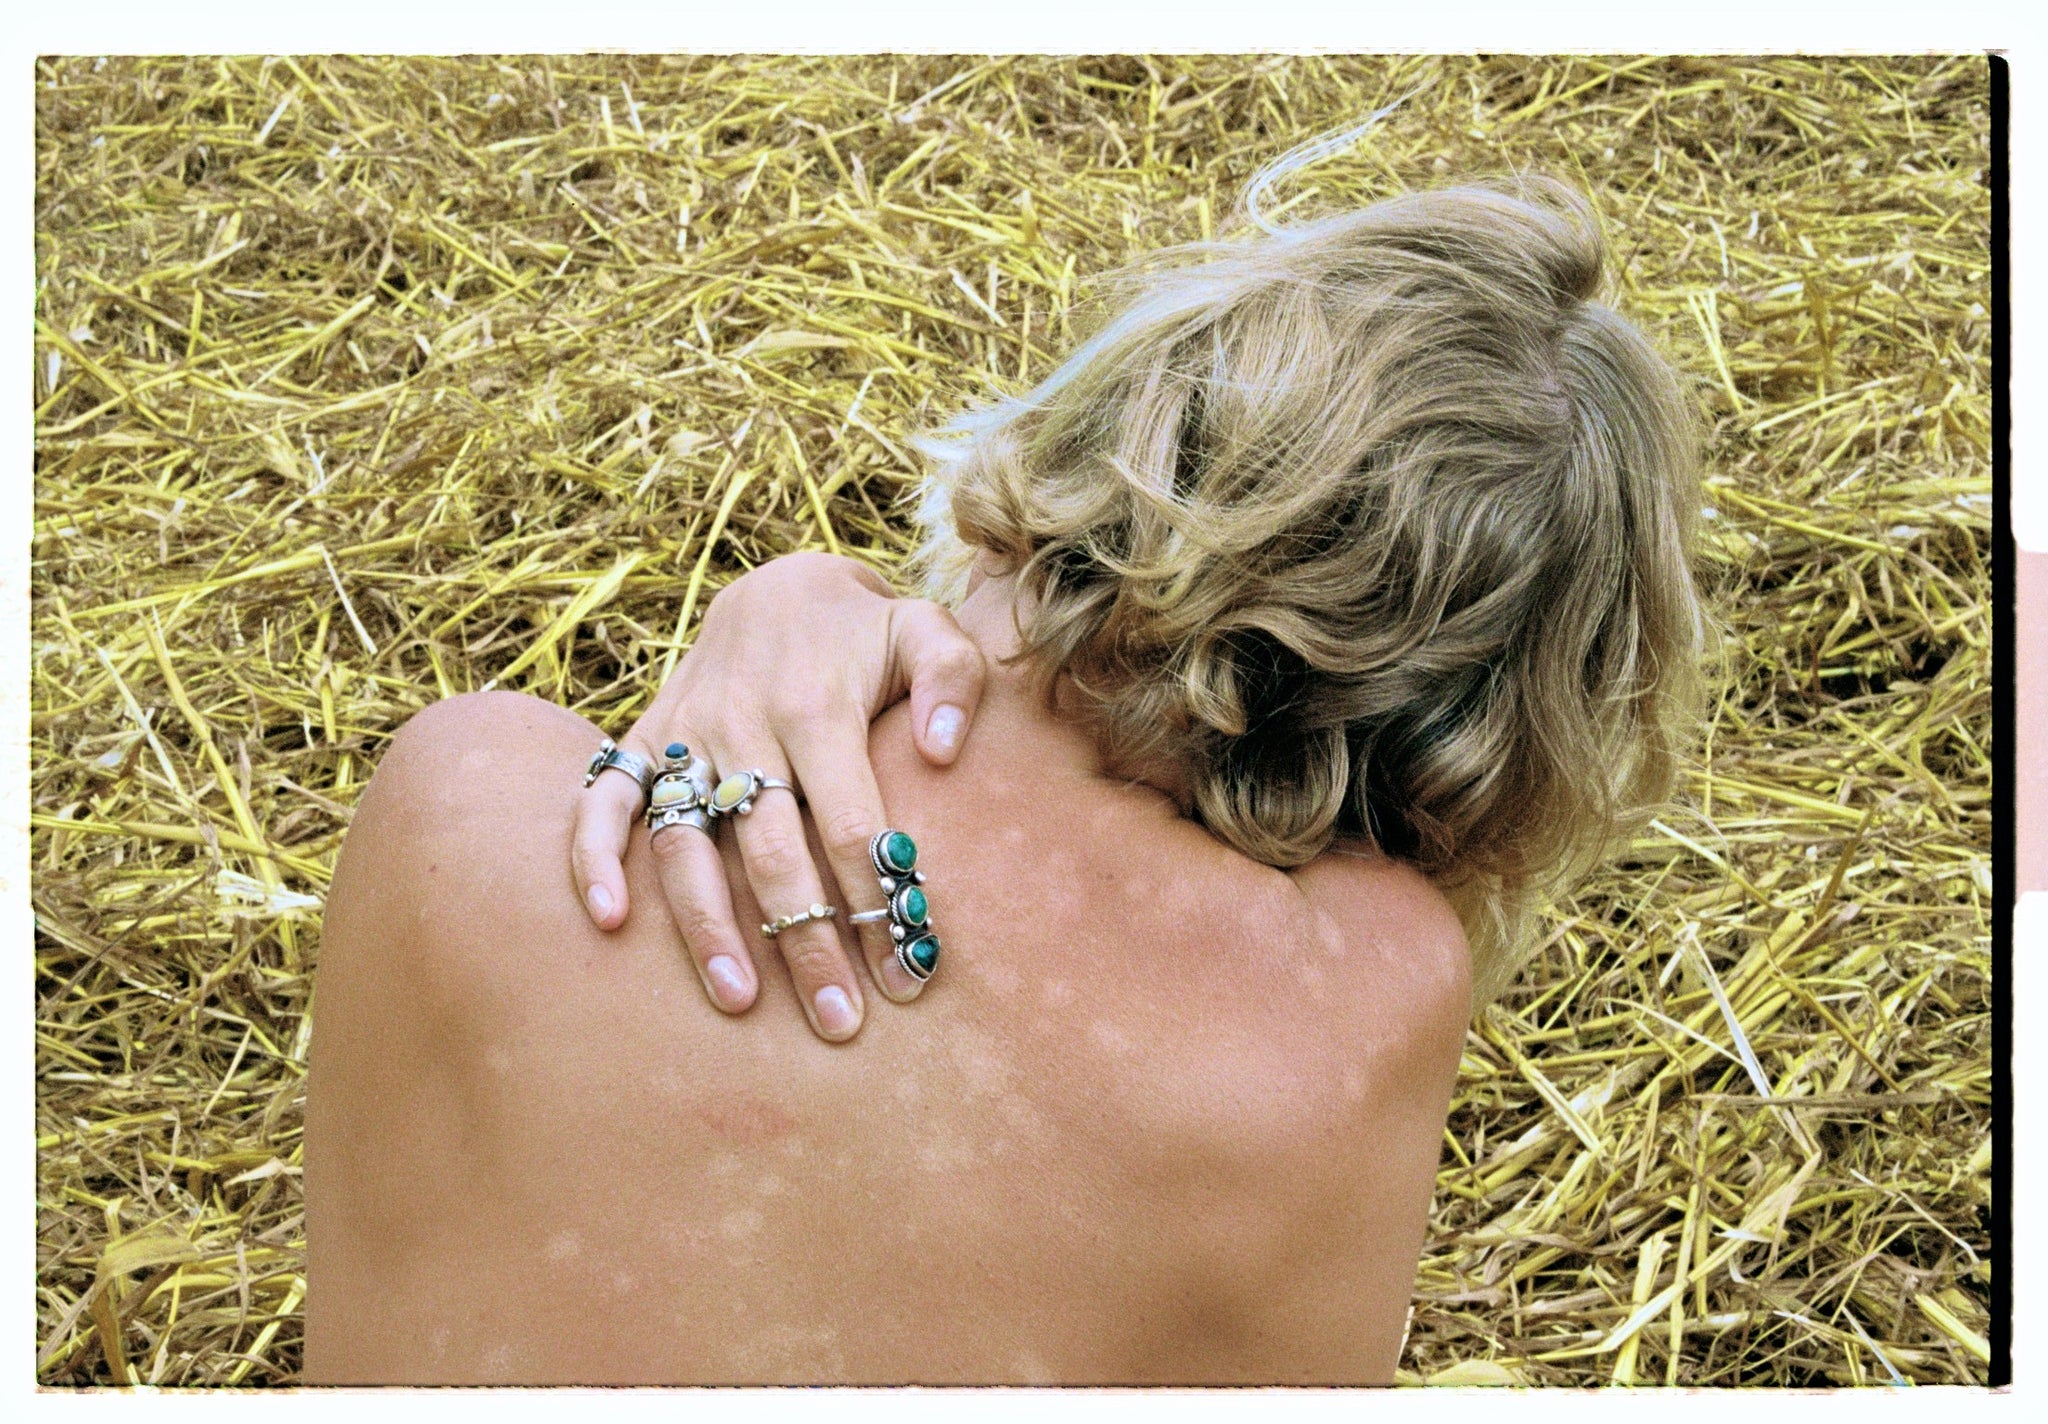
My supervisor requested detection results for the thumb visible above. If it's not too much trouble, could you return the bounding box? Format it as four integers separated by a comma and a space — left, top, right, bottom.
890, 599, 987, 767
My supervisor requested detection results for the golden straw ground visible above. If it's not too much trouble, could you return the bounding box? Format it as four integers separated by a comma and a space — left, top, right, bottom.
33, 56, 1990, 1385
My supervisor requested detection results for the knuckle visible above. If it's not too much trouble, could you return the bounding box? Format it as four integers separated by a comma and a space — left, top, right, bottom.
784, 694, 860, 740
843, 558, 891, 596
569, 837, 611, 881
672, 901, 738, 955
775, 930, 846, 981
900, 606, 980, 672
671, 701, 726, 748
742, 823, 810, 883
890, 599, 935, 645
936, 643, 985, 685
817, 803, 875, 859
647, 826, 701, 868
905, 597, 956, 631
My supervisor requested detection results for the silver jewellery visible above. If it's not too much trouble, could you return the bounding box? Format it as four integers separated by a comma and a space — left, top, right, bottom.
663, 808, 714, 836
645, 743, 717, 837
705, 769, 796, 819
761, 902, 837, 938
584, 738, 657, 802
869, 829, 940, 982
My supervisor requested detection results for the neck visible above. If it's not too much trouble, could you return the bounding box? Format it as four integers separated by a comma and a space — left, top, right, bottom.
952, 561, 1193, 813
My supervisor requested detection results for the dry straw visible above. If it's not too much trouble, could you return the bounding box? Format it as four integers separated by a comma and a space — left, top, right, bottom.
33, 55, 1990, 1386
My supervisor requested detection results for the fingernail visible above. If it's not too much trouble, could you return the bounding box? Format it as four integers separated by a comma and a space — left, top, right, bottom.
927, 703, 966, 757
705, 955, 750, 1010
813, 985, 859, 1038
587, 883, 615, 923
878, 954, 923, 1002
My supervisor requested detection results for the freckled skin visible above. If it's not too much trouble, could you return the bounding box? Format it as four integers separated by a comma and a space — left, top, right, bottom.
306, 610, 1471, 1385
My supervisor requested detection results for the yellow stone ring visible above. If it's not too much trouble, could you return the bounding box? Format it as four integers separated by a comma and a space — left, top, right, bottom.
705, 769, 796, 819
644, 742, 716, 836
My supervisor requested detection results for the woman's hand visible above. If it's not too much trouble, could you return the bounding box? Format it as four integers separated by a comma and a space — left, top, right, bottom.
569, 553, 986, 1042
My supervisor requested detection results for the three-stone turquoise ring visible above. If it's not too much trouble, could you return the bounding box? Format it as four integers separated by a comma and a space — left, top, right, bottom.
705, 768, 795, 819
869, 829, 939, 983
645, 742, 717, 836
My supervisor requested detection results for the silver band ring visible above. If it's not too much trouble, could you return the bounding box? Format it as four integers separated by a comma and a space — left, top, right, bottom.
585, 738, 657, 801
706, 769, 797, 819
847, 907, 892, 925
761, 902, 837, 938
648, 806, 714, 838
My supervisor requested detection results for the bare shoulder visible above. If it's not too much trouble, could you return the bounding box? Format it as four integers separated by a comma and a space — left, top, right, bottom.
1286, 837, 1472, 1061
1110, 841, 1472, 1382
309, 692, 709, 1382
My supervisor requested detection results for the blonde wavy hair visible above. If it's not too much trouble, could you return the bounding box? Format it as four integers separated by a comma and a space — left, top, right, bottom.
911, 174, 1704, 1006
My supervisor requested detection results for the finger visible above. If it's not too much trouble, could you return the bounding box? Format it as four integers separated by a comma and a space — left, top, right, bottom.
891, 599, 986, 766
644, 807, 760, 1014
570, 750, 647, 931
631, 729, 760, 1013
722, 759, 867, 1042
786, 726, 925, 1003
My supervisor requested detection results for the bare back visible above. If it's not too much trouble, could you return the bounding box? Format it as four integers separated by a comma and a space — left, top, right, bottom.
306, 667, 1470, 1383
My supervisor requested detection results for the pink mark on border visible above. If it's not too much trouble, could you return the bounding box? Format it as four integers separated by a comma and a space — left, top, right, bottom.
694, 1097, 797, 1144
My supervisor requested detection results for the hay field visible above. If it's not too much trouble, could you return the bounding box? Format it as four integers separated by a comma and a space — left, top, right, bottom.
32, 55, 1991, 1386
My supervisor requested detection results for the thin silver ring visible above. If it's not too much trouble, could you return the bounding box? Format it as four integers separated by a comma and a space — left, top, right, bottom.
847, 907, 892, 925
761, 902, 837, 938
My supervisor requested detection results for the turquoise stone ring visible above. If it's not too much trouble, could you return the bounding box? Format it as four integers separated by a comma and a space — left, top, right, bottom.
873, 830, 918, 877
899, 933, 940, 982
869, 829, 939, 982
891, 884, 929, 927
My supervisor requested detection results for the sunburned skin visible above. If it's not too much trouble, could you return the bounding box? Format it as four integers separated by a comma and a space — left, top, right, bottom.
303, 574, 1473, 1385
